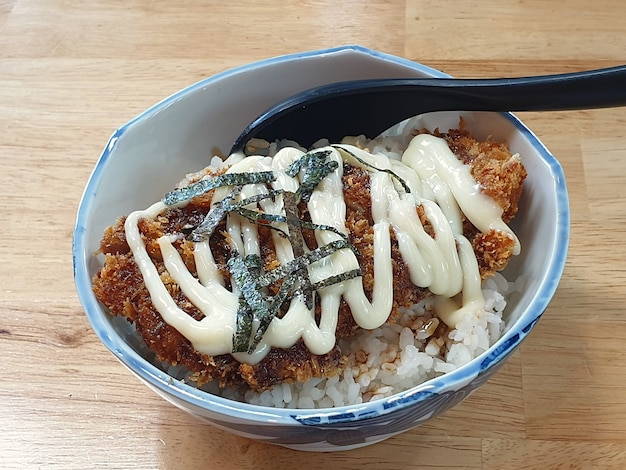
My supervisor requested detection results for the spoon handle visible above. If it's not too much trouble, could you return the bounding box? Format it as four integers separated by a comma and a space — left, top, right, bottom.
367, 64, 626, 111
233, 65, 626, 151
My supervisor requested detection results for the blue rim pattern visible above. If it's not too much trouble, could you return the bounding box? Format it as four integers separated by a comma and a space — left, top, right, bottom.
73, 45, 570, 433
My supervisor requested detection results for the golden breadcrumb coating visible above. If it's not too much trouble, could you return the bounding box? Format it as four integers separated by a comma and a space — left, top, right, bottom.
92, 126, 526, 392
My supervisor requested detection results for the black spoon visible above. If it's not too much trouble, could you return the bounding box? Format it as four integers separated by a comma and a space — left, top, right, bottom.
231, 65, 626, 153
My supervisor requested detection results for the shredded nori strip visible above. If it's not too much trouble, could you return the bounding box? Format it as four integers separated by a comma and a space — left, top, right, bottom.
233, 300, 254, 353
190, 188, 284, 242
235, 206, 350, 243
232, 254, 263, 352
333, 145, 411, 194
228, 252, 269, 353
163, 171, 276, 205
286, 149, 332, 176
286, 149, 338, 202
236, 207, 285, 225
283, 191, 313, 310
291, 268, 362, 296
189, 186, 242, 242
248, 274, 296, 353
256, 239, 353, 287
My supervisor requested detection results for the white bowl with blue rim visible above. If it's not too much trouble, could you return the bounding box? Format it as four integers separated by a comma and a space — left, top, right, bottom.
73, 45, 569, 452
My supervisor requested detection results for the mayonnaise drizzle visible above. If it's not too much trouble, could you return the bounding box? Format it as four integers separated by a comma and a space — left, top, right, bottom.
123, 134, 520, 365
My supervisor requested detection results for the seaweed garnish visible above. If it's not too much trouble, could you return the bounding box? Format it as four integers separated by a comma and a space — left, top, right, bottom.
228, 241, 362, 354
231, 253, 261, 353
191, 188, 351, 243
249, 272, 296, 352
292, 268, 362, 296
333, 145, 411, 194
233, 299, 254, 353
177, 150, 363, 354
189, 186, 243, 242
286, 149, 338, 202
283, 191, 313, 310
255, 239, 354, 288
163, 171, 276, 205
191, 188, 284, 242
227, 252, 267, 353
236, 208, 350, 243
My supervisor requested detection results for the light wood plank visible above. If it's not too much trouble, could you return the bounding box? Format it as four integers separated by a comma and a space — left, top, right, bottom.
3, 0, 626, 468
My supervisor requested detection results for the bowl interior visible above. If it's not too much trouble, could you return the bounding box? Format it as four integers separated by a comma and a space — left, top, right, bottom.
74, 46, 568, 422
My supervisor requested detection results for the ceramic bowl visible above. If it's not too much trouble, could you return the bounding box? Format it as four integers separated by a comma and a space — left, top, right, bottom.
73, 45, 569, 451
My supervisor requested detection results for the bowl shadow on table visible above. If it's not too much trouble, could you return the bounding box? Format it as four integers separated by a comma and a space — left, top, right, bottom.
154, 355, 526, 469
154, 410, 486, 469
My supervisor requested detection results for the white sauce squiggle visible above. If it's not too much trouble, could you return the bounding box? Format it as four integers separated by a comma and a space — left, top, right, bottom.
124, 134, 520, 365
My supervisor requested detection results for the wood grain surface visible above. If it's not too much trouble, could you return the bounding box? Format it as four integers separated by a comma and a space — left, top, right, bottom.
2, 1, 626, 468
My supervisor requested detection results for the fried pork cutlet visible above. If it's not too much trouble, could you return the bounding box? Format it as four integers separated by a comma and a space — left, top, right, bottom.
92, 126, 526, 392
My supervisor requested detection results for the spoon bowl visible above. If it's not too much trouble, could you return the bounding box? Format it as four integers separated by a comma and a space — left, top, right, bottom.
232, 65, 626, 152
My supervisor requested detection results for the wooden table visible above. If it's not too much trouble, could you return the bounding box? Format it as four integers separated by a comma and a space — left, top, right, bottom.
2, 1, 626, 468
